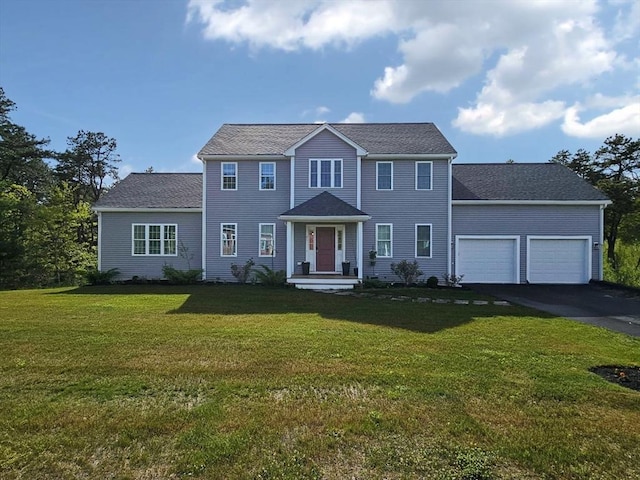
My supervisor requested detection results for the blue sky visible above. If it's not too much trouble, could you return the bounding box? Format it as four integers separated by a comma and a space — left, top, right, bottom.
1, 0, 638, 177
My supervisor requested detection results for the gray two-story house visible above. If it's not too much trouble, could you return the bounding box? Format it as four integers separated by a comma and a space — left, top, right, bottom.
94, 122, 610, 289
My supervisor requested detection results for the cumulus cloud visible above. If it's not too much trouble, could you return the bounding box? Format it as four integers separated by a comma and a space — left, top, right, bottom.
562, 97, 640, 138
341, 112, 365, 123
187, 0, 638, 137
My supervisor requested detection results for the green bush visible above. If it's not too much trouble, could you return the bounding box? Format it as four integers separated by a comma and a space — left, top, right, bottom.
253, 265, 287, 286
426, 276, 439, 288
231, 258, 255, 284
162, 265, 202, 284
604, 242, 640, 288
390, 260, 424, 286
85, 268, 120, 285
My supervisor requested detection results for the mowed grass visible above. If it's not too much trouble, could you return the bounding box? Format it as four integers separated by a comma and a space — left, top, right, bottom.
0, 285, 638, 479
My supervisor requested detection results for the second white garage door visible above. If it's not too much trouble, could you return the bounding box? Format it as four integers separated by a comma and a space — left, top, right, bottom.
527, 237, 591, 284
456, 236, 519, 283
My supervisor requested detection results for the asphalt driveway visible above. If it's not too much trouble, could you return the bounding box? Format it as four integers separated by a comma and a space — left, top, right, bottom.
469, 283, 640, 337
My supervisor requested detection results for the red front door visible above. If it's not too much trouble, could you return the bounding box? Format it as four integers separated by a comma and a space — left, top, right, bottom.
315, 227, 335, 272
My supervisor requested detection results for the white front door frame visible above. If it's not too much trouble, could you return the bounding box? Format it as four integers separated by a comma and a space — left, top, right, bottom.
306, 224, 346, 273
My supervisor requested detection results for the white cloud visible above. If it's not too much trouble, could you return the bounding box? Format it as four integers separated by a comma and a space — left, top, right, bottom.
119, 163, 133, 178
562, 99, 640, 138
341, 112, 365, 123
188, 0, 638, 137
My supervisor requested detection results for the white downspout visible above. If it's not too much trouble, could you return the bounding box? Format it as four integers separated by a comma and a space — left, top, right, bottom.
201, 160, 207, 280
447, 156, 453, 277
97, 211, 102, 271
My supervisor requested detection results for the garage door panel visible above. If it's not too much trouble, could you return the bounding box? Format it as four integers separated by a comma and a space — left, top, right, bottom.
457, 238, 518, 283
528, 238, 590, 284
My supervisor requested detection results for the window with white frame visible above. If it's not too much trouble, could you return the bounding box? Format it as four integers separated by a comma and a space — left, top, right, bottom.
259, 162, 275, 190
416, 161, 432, 190
309, 159, 342, 188
221, 162, 237, 190
416, 224, 432, 257
132, 224, 177, 256
376, 224, 392, 258
259, 223, 275, 257
221, 223, 237, 256
376, 162, 393, 190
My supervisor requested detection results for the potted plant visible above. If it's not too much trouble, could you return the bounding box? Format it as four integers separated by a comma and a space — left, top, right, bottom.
342, 260, 351, 276
301, 261, 310, 275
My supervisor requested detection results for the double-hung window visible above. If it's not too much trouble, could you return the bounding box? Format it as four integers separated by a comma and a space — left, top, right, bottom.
221, 223, 237, 256
376, 162, 393, 190
259, 162, 275, 190
415, 224, 432, 258
416, 161, 432, 190
376, 224, 392, 258
259, 223, 275, 257
132, 224, 177, 256
222, 162, 237, 190
310, 159, 342, 188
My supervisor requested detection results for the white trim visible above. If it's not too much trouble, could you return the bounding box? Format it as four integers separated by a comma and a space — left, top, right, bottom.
284, 124, 368, 156
376, 223, 393, 258
599, 204, 605, 281
258, 223, 276, 257
93, 208, 202, 213
455, 235, 520, 284
305, 224, 346, 273
201, 161, 207, 280
309, 158, 343, 189
447, 157, 452, 276
279, 215, 370, 222
526, 236, 592, 284
221, 162, 238, 191
415, 223, 433, 259
221, 223, 238, 257
415, 161, 433, 191
259, 162, 276, 191
356, 155, 362, 209
367, 153, 456, 160
97, 211, 102, 271
357, 221, 363, 280
199, 154, 283, 161
290, 156, 295, 209
131, 223, 179, 257
286, 221, 293, 278
376, 161, 393, 191
452, 200, 612, 206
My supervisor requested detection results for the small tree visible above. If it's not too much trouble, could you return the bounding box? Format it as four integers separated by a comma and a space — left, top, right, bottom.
390, 260, 423, 286
231, 258, 255, 283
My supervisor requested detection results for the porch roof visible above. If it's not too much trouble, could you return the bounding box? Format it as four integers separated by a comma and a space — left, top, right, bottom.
278, 191, 371, 222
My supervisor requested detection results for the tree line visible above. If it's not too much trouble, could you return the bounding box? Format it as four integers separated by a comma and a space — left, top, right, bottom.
0, 88, 120, 288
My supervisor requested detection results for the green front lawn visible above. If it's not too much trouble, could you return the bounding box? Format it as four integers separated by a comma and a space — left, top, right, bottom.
1, 285, 638, 479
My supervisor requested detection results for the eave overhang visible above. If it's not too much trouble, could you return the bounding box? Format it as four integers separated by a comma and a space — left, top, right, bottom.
93, 207, 203, 213
278, 214, 371, 222
452, 200, 612, 206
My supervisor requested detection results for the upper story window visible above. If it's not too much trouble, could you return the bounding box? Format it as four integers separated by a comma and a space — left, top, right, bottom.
416, 161, 433, 190
259, 162, 275, 190
132, 224, 177, 256
416, 224, 432, 258
222, 162, 237, 190
310, 159, 342, 188
221, 223, 237, 256
376, 162, 393, 190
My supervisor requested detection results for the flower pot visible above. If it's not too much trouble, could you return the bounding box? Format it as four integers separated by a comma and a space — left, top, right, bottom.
301, 261, 310, 275
342, 261, 350, 276
353, 267, 359, 277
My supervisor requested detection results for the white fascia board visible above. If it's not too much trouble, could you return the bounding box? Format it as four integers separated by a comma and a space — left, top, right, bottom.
278, 215, 371, 222
93, 207, 203, 213
198, 154, 284, 161
284, 124, 368, 156
366, 153, 456, 160
452, 200, 612, 206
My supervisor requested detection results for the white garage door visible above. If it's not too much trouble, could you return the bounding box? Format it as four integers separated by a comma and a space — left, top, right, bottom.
528, 237, 591, 284
456, 237, 519, 283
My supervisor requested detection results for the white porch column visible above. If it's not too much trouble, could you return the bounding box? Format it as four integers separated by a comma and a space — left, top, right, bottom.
357, 221, 363, 280
286, 221, 293, 278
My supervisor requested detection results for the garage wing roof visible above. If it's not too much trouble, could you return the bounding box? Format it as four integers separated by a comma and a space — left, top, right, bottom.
452, 163, 609, 202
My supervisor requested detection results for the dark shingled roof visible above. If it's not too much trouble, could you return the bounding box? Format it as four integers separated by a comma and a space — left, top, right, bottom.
94, 173, 202, 209
281, 191, 369, 217
452, 163, 609, 201
198, 123, 457, 156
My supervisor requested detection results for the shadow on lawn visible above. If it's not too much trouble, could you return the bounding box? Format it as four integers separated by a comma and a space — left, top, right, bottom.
59, 284, 550, 334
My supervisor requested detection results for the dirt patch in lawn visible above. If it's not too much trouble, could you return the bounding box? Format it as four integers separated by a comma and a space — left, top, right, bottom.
590, 365, 640, 392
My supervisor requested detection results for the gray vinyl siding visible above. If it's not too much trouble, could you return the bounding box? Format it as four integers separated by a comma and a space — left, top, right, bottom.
294, 129, 358, 205
361, 159, 450, 280
452, 204, 602, 282
205, 159, 290, 281
100, 211, 202, 280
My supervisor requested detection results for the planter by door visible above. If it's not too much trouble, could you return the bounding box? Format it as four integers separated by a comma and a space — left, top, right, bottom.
301, 262, 310, 275
342, 261, 351, 276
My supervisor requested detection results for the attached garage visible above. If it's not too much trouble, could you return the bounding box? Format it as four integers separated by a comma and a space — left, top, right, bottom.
527, 236, 591, 284
455, 236, 520, 283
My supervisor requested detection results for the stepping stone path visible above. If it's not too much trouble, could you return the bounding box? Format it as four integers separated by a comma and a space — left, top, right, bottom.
315, 289, 511, 306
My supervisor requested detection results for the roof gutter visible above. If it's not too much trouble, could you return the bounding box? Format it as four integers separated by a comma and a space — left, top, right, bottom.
198, 154, 285, 161
452, 200, 612, 206
366, 153, 457, 160
93, 207, 203, 213
278, 215, 371, 222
